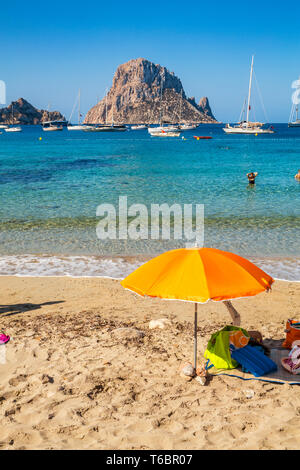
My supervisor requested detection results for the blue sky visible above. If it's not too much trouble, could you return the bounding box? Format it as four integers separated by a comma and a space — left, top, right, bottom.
1, 0, 299, 122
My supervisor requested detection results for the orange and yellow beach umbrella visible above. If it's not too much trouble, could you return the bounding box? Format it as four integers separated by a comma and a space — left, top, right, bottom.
121, 247, 274, 370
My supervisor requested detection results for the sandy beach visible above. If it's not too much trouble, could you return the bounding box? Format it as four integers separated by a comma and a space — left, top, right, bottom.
0, 275, 299, 450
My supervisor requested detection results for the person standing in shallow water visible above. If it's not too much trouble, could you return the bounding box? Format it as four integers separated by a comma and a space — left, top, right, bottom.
247, 172, 258, 185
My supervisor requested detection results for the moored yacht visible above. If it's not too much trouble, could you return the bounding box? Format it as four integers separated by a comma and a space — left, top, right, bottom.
84, 124, 127, 132
84, 96, 127, 132
4, 104, 22, 132
67, 90, 93, 130
5, 126, 22, 132
148, 125, 180, 136
288, 85, 300, 127
223, 56, 274, 135
131, 124, 147, 130
148, 80, 181, 137
42, 120, 64, 131
179, 123, 198, 130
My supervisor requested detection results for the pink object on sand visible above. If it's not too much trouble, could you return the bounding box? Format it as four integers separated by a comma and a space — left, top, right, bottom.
0, 334, 10, 345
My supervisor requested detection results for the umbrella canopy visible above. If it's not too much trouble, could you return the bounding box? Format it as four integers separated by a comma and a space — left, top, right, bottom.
121, 247, 274, 302
121, 247, 274, 371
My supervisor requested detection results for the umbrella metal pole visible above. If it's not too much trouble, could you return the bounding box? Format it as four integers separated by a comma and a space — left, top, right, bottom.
194, 303, 198, 371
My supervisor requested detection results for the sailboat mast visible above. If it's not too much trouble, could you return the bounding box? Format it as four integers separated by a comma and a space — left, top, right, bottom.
179, 89, 183, 124
78, 89, 81, 125
105, 91, 108, 125
246, 55, 254, 125
159, 79, 163, 126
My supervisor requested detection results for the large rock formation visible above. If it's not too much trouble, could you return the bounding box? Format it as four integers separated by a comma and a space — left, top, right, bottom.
84, 58, 217, 124
0, 98, 65, 125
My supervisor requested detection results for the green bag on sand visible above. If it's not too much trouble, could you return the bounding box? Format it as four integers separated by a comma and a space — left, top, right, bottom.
204, 326, 249, 370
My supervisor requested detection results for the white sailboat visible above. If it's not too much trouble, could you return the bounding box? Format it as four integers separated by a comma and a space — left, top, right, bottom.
288, 81, 300, 127
42, 104, 65, 131
67, 90, 93, 130
4, 104, 22, 132
223, 56, 274, 135
148, 81, 181, 136
84, 92, 127, 132
178, 91, 198, 130
42, 121, 64, 131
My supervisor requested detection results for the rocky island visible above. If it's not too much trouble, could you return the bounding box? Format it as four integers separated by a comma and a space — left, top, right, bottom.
84, 58, 217, 124
0, 98, 65, 125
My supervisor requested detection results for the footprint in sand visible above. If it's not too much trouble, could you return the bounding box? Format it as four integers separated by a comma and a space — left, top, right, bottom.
9, 374, 27, 386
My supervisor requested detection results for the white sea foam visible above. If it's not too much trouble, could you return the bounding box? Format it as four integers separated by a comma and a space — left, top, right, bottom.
0, 253, 299, 281
0, 254, 143, 279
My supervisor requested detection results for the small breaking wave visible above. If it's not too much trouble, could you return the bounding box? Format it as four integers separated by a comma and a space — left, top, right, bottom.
0, 253, 299, 281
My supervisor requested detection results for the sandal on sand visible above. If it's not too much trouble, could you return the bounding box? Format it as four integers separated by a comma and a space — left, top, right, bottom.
0, 334, 10, 345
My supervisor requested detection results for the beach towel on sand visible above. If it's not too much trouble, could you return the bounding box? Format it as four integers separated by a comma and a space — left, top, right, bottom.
204, 326, 250, 370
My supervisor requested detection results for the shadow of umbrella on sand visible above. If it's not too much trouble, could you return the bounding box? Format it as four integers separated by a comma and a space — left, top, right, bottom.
121, 247, 274, 371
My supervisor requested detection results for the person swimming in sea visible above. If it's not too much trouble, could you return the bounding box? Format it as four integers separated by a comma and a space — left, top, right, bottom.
295, 169, 300, 181
247, 171, 258, 185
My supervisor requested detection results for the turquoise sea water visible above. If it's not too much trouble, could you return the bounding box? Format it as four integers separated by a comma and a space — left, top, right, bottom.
0, 124, 300, 279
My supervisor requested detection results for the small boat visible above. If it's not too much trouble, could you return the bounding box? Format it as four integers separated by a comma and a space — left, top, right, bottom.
5, 126, 22, 132
67, 90, 93, 130
42, 121, 64, 131
84, 93, 127, 132
131, 124, 147, 130
68, 124, 94, 131
4, 104, 22, 132
148, 81, 180, 137
149, 129, 181, 137
223, 56, 274, 135
83, 124, 127, 132
148, 126, 179, 134
148, 127, 181, 136
0, 124, 8, 129
180, 123, 198, 130
288, 85, 300, 126
193, 136, 212, 140
288, 119, 300, 127
288, 120, 300, 127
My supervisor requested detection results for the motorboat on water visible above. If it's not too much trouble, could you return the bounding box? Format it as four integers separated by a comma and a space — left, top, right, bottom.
0, 124, 8, 129
5, 126, 22, 132
131, 124, 147, 130
223, 56, 274, 135
179, 123, 198, 130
